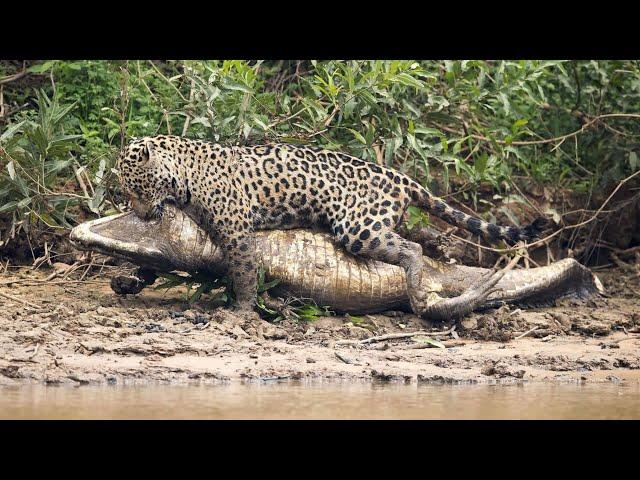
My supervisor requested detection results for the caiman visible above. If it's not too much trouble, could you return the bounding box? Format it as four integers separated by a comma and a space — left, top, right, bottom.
69, 206, 603, 318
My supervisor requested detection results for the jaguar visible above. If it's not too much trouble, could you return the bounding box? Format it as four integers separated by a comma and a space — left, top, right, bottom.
117, 135, 542, 319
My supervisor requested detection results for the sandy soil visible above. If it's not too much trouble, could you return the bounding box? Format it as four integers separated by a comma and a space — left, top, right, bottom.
0, 265, 639, 387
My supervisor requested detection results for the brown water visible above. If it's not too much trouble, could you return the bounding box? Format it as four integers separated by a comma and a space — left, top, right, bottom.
1, 383, 639, 419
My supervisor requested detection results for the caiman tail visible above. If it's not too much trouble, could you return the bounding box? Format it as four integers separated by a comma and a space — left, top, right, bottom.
449, 259, 604, 310
408, 179, 546, 243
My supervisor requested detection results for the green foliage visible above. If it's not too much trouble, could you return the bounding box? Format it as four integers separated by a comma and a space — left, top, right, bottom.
405, 205, 430, 231
1, 91, 81, 241
345, 314, 366, 325
0, 89, 120, 246
291, 303, 333, 322
257, 265, 280, 293
153, 266, 332, 323
154, 271, 231, 305
2, 60, 640, 252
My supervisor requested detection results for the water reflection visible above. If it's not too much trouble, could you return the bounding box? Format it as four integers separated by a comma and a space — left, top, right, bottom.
0, 383, 638, 419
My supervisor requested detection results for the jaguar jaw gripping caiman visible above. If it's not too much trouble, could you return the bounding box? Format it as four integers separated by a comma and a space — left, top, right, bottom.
115, 136, 547, 318
69, 206, 604, 319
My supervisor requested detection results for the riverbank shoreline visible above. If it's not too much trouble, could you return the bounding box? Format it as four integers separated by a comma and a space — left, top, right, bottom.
1, 266, 639, 388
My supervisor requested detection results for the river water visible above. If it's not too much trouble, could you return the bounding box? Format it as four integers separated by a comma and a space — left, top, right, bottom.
1, 383, 639, 419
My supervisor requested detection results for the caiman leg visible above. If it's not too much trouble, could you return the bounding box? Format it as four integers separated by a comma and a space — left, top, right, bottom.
419, 255, 520, 321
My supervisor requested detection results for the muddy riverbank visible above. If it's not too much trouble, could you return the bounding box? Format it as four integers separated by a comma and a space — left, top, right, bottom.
0, 265, 639, 387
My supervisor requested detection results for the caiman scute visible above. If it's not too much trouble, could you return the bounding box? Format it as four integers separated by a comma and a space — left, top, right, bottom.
69, 207, 603, 315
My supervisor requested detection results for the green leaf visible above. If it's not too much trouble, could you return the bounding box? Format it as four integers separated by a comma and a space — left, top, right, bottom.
189, 282, 210, 303
154, 272, 190, 291
6, 161, 16, 180
154, 279, 183, 291
511, 118, 528, 134
39, 213, 59, 227
87, 186, 106, 214
348, 128, 367, 145
27, 61, 57, 73
407, 133, 430, 175
393, 72, 424, 90
0, 120, 25, 142
405, 205, 430, 231
346, 314, 365, 324
191, 116, 212, 128
0, 200, 18, 213
16, 197, 31, 209
498, 92, 511, 115
222, 78, 253, 94
343, 98, 357, 118
414, 127, 446, 138
258, 278, 280, 294
475, 153, 489, 176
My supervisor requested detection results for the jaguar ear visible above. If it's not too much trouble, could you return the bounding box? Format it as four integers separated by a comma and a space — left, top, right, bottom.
141, 141, 156, 165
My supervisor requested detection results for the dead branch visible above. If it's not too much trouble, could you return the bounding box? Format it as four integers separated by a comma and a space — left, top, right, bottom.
0, 290, 43, 309
434, 113, 640, 146
450, 169, 640, 254
334, 326, 456, 346
0, 69, 28, 85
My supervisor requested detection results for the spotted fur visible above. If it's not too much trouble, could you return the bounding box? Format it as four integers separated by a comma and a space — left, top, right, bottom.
117, 135, 541, 314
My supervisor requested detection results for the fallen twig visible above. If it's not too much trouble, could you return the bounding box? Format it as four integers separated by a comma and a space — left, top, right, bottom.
28, 343, 40, 360
610, 252, 640, 276
334, 351, 356, 364
8, 356, 39, 363
0, 290, 43, 309
515, 326, 539, 340
334, 326, 456, 346
0, 279, 107, 287
618, 245, 640, 257
405, 339, 468, 349
0, 68, 28, 85
61, 261, 82, 279
604, 335, 640, 345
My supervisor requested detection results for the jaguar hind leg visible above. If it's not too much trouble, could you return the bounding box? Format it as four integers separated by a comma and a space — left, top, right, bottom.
334, 228, 437, 317
335, 225, 517, 321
